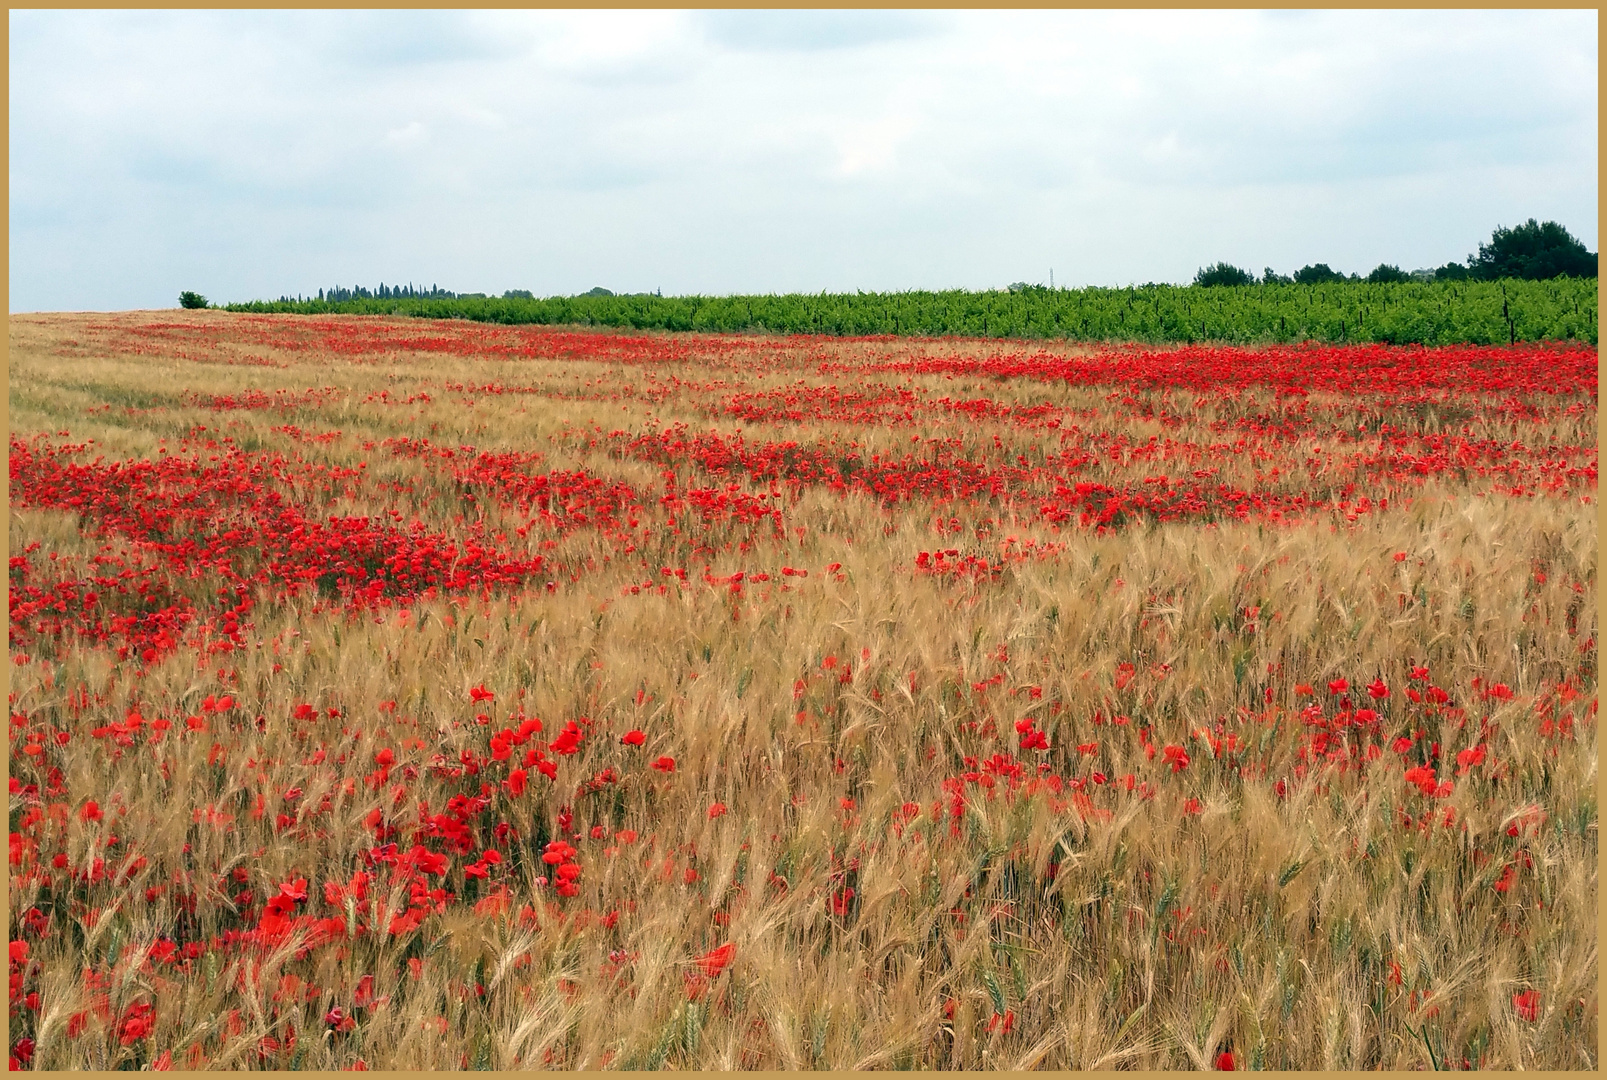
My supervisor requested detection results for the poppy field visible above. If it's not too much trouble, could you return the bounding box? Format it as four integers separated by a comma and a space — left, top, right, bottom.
7, 311, 1597, 1069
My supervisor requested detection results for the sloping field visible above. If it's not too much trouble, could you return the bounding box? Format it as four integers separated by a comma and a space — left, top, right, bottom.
8, 311, 1597, 1069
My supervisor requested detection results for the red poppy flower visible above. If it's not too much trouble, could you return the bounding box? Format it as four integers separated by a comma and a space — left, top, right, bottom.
651, 756, 676, 772
550, 721, 583, 755
1215, 1050, 1235, 1070
118, 1001, 155, 1045
620, 729, 646, 746
408, 846, 449, 876
542, 841, 577, 865
696, 942, 736, 977
1403, 764, 1437, 794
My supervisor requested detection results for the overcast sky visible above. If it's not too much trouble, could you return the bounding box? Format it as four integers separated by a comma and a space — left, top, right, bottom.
9, 9, 1598, 311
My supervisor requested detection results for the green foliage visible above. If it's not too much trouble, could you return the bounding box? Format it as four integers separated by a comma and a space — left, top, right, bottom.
1262, 268, 1293, 285
1366, 264, 1411, 284
224, 277, 1598, 345
1294, 264, 1349, 285
178, 291, 208, 310
1470, 219, 1597, 281
1193, 262, 1254, 288
1434, 263, 1471, 282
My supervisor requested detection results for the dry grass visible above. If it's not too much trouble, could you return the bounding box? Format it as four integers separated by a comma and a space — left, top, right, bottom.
7, 311, 1597, 1070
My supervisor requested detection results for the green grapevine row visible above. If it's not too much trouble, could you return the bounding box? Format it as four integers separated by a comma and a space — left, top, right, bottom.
226, 278, 1598, 346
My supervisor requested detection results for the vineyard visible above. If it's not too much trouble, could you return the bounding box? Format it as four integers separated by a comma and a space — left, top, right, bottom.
7, 312, 1598, 1069
225, 278, 1600, 346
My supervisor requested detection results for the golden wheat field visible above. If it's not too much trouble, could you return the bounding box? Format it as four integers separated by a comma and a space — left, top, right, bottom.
6, 311, 1598, 1070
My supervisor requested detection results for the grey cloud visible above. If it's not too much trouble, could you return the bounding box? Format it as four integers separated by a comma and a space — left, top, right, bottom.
315, 11, 529, 68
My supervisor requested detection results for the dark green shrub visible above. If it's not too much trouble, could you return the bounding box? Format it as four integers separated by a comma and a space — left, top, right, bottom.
1469, 219, 1597, 280
1193, 262, 1254, 287
1293, 264, 1345, 285
178, 291, 208, 309
1434, 262, 1470, 282
1366, 264, 1411, 284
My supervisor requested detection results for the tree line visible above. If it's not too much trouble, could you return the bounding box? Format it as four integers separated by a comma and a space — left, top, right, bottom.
1194, 219, 1597, 287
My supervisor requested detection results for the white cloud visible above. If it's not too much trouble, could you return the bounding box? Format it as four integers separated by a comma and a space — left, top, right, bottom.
8, 9, 1597, 310
827, 111, 919, 178
385, 121, 426, 145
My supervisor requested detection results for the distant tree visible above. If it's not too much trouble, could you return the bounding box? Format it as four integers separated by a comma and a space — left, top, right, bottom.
1293, 263, 1345, 285
503, 289, 534, 300
1261, 267, 1293, 285
1469, 219, 1597, 280
1434, 262, 1470, 282
582, 287, 615, 297
1365, 264, 1411, 284
178, 291, 208, 309
1193, 262, 1253, 287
